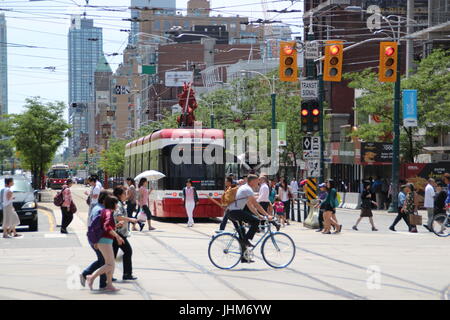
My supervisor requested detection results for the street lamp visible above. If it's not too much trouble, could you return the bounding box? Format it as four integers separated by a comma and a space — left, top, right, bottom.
239, 70, 276, 130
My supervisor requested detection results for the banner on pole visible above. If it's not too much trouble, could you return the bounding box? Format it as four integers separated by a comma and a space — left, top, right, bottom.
402, 89, 418, 127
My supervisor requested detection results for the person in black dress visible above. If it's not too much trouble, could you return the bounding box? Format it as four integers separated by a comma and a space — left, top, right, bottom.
352, 183, 378, 231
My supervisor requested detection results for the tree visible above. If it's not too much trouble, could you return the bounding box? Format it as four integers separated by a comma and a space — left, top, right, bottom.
0, 117, 14, 170
99, 139, 128, 177
344, 49, 450, 162
11, 98, 70, 189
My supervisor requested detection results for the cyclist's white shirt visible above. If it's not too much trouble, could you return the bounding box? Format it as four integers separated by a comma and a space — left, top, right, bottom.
228, 184, 254, 211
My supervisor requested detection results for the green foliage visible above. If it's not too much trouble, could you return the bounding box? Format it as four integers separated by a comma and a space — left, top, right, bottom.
10, 97, 70, 188
99, 139, 127, 176
344, 49, 450, 162
0, 116, 14, 164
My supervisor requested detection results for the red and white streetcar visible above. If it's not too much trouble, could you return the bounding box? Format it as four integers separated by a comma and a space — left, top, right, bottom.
125, 128, 225, 218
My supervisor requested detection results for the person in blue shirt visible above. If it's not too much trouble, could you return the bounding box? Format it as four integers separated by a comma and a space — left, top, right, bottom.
444, 174, 450, 209
389, 185, 411, 232
80, 190, 111, 290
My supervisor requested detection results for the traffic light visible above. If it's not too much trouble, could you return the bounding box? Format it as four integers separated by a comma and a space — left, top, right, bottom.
379, 42, 398, 82
301, 99, 320, 133
323, 41, 343, 82
279, 41, 298, 82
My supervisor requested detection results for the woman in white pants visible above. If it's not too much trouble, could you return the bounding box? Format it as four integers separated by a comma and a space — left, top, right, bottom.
182, 179, 198, 227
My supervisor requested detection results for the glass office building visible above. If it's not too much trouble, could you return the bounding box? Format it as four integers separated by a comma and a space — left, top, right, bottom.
0, 13, 7, 116
68, 16, 103, 156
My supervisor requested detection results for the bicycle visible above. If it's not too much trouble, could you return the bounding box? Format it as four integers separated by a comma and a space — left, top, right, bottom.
208, 217, 296, 270
431, 209, 450, 237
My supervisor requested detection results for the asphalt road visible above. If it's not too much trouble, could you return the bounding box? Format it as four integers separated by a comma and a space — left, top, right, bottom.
0, 184, 448, 300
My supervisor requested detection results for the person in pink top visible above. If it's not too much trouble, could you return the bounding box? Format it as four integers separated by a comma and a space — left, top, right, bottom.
138, 178, 155, 231
61, 179, 74, 234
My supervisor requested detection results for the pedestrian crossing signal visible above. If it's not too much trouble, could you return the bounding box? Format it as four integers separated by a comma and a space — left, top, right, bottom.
279, 41, 298, 82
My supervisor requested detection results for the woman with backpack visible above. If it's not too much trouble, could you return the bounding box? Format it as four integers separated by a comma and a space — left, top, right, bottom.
321, 180, 342, 234
60, 179, 75, 234
182, 179, 199, 227
86, 196, 124, 292
352, 182, 378, 231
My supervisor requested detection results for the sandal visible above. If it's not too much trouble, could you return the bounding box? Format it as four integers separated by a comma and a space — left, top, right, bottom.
104, 286, 120, 292
86, 275, 94, 291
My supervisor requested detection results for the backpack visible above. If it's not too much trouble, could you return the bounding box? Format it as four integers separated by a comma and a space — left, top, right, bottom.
222, 186, 239, 207
53, 188, 66, 207
87, 213, 104, 245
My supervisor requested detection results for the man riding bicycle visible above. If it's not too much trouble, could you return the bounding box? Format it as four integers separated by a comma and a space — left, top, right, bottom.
227, 175, 274, 254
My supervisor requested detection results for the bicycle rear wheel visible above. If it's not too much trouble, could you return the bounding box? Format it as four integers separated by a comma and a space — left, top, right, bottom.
261, 232, 296, 269
208, 233, 243, 270
431, 214, 450, 237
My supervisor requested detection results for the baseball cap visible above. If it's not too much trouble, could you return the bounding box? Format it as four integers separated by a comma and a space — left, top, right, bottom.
319, 183, 326, 188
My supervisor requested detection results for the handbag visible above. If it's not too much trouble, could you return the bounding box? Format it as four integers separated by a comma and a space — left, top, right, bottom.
69, 201, 77, 214
137, 210, 147, 222
409, 212, 422, 226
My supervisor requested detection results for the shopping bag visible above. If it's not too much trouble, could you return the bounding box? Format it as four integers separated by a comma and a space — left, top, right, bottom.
409, 213, 422, 226
137, 210, 147, 222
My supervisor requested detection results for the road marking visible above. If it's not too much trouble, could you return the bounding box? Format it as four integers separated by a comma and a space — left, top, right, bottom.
38, 207, 56, 232
44, 234, 67, 238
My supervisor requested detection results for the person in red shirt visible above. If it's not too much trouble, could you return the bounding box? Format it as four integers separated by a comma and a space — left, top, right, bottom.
86, 196, 124, 292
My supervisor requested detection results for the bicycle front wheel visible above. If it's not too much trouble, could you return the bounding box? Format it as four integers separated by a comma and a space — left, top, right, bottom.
261, 232, 296, 269
431, 214, 450, 237
208, 233, 243, 270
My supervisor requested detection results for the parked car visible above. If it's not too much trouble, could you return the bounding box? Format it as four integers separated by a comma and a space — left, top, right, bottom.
0, 175, 39, 231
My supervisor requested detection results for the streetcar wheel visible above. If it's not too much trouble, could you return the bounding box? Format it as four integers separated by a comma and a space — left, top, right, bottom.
261, 232, 296, 269
208, 233, 243, 270
431, 214, 450, 237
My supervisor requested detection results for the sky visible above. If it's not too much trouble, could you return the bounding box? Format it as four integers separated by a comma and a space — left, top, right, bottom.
1, 0, 304, 117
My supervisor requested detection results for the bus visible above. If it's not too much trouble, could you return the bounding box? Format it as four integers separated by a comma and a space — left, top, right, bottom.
125, 128, 225, 218
47, 164, 71, 189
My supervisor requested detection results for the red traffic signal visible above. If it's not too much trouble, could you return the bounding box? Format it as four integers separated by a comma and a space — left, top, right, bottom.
330, 45, 340, 55
384, 46, 395, 56
312, 108, 320, 116
301, 109, 309, 117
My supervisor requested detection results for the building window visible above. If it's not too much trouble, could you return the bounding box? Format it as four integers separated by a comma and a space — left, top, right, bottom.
164, 21, 171, 30
154, 20, 160, 30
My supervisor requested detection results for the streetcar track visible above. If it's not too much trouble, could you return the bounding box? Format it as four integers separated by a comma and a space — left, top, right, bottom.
0, 286, 64, 300
175, 222, 442, 299
173, 223, 368, 300
140, 230, 254, 300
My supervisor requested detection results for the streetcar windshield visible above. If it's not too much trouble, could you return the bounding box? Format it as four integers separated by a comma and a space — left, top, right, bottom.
161, 144, 225, 190
48, 169, 69, 179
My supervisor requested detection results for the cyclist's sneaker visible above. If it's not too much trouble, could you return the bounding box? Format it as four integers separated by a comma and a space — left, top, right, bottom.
215, 230, 224, 234
241, 258, 255, 263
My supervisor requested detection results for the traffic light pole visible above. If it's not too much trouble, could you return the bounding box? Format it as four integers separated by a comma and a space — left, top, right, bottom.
389, 45, 401, 212
318, 73, 325, 183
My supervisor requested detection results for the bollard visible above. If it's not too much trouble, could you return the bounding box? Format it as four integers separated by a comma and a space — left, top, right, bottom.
297, 198, 301, 222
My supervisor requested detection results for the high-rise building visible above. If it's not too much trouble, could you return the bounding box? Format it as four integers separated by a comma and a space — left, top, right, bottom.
0, 13, 7, 116
129, 0, 176, 44
68, 15, 103, 156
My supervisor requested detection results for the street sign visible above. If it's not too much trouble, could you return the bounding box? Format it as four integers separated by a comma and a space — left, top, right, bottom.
139, 64, 156, 75
277, 122, 287, 146
303, 136, 321, 159
114, 85, 130, 95
305, 41, 320, 60
402, 89, 418, 127
301, 80, 319, 99
165, 71, 193, 87
306, 160, 321, 177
